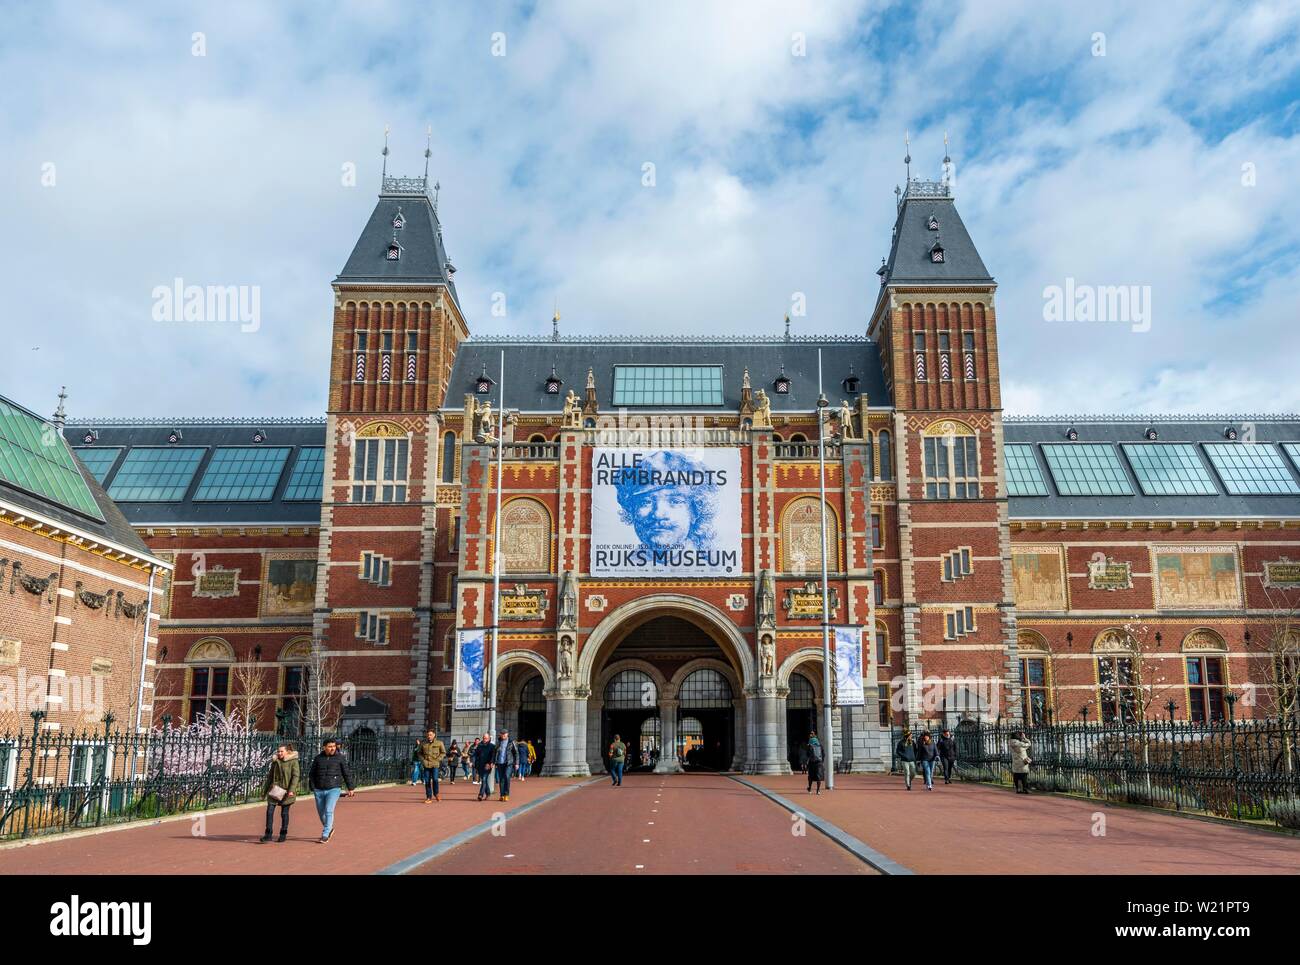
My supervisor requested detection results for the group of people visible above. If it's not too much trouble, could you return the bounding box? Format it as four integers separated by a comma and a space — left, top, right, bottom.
893, 729, 959, 791
257, 729, 543, 844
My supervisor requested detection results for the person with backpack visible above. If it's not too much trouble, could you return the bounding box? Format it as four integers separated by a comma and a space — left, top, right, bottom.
308, 738, 355, 843
515, 737, 531, 781
415, 729, 447, 803
895, 730, 918, 790
472, 731, 496, 800
805, 731, 825, 794
937, 728, 958, 784
917, 731, 939, 791
608, 733, 627, 786
1009, 731, 1033, 793
259, 744, 299, 843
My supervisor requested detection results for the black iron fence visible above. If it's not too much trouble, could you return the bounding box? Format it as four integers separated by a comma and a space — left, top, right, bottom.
890, 716, 1300, 830
0, 715, 414, 841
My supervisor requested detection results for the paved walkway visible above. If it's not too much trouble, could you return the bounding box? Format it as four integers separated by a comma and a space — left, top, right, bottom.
749, 774, 1300, 875
415, 772, 874, 875
0, 775, 583, 876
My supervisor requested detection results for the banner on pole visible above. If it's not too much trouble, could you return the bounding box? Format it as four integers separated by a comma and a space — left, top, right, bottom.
831, 625, 865, 706
590, 447, 742, 577
454, 628, 488, 710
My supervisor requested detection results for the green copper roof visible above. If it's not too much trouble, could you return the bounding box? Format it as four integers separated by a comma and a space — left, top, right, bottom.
0, 397, 105, 521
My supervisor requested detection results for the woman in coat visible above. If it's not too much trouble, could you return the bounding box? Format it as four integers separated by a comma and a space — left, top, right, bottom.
917, 731, 939, 791
445, 740, 460, 784
1008, 731, 1033, 793
260, 744, 300, 843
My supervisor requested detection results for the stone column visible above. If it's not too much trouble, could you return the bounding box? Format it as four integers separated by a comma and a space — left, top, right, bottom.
585, 696, 606, 774
654, 699, 684, 773
542, 687, 590, 776
746, 685, 790, 774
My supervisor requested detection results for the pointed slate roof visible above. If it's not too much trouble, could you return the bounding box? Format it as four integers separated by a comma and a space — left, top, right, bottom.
334, 178, 460, 305
879, 181, 993, 287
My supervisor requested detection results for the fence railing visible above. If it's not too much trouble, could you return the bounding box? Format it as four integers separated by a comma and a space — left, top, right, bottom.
0, 719, 413, 841
890, 717, 1300, 830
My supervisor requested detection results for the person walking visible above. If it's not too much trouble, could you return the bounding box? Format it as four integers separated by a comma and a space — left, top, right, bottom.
516, 737, 532, 781
469, 737, 481, 785
259, 743, 300, 843
410, 738, 423, 786
937, 728, 958, 784
526, 739, 537, 777
445, 740, 461, 784
917, 731, 939, 791
472, 731, 496, 801
796, 740, 809, 776
895, 730, 918, 791
1009, 730, 1033, 793
804, 732, 824, 794
308, 738, 355, 843
607, 733, 627, 786
416, 729, 447, 803
494, 729, 519, 802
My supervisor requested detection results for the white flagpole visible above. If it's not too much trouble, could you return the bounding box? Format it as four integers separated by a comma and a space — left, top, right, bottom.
487, 349, 505, 738
817, 349, 835, 790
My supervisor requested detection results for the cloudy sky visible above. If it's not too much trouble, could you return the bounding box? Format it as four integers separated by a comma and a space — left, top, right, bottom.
2, 0, 1298, 420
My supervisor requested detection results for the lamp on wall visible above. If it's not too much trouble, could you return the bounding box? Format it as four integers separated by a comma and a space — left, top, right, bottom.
1065, 632, 1073, 649
1165, 699, 1177, 720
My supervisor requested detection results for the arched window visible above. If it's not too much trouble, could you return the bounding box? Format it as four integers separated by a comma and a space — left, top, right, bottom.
780, 497, 841, 573
678, 668, 733, 708
605, 670, 656, 709
496, 498, 552, 573
874, 568, 885, 606
1017, 630, 1051, 726
921, 421, 975, 498
874, 620, 889, 666
528, 433, 547, 443
352, 421, 409, 503
788, 672, 815, 709
877, 429, 893, 481
789, 433, 807, 443
865, 430, 876, 478
519, 675, 546, 712
441, 431, 457, 484
185, 637, 234, 722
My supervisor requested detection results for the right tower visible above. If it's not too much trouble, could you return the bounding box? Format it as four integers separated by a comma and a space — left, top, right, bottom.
868, 173, 1021, 725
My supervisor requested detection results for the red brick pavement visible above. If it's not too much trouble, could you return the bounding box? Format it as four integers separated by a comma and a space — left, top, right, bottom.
416, 771, 875, 875
751, 774, 1300, 875
0, 776, 583, 876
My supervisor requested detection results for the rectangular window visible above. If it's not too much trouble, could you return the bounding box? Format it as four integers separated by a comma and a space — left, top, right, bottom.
913, 333, 925, 351
942, 548, 972, 581
283, 447, 325, 501
360, 552, 393, 587
188, 666, 229, 721
357, 612, 390, 645
354, 332, 368, 382
877, 683, 891, 727
193, 446, 292, 501
924, 435, 978, 499
945, 607, 977, 639
107, 447, 206, 502
611, 365, 724, 406
1097, 656, 1137, 724
1121, 444, 1218, 496
351, 437, 408, 503
1041, 443, 1134, 496
875, 627, 888, 665
1186, 656, 1226, 722
939, 332, 951, 351
870, 511, 882, 549
963, 332, 975, 351
406, 332, 418, 352
1203, 443, 1300, 495
0, 742, 14, 790
1004, 444, 1050, 496
1020, 657, 1049, 726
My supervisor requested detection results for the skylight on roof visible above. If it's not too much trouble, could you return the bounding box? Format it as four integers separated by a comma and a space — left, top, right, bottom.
1120, 444, 1218, 496
0, 398, 105, 521
193, 447, 292, 501
612, 365, 723, 406
107, 447, 206, 502
1040, 443, 1134, 496
282, 447, 325, 501
72, 447, 123, 485
1004, 444, 1049, 496
1203, 443, 1300, 496
1283, 443, 1300, 474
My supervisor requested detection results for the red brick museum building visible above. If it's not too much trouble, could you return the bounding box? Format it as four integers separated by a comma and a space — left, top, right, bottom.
9, 170, 1295, 774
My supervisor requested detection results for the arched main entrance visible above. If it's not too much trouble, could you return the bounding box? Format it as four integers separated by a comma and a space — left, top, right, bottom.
579, 596, 753, 775
786, 671, 817, 770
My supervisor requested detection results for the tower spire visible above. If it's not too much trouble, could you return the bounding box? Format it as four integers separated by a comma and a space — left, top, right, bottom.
552, 300, 560, 341
904, 129, 911, 183
784, 313, 791, 341
423, 125, 432, 183
53, 386, 67, 429
381, 124, 390, 179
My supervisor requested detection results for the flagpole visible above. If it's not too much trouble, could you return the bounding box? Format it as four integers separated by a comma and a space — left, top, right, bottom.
488, 349, 505, 738
816, 349, 835, 790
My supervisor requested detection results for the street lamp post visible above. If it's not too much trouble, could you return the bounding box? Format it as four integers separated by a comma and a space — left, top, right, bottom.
487, 350, 506, 740
816, 350, 835, 790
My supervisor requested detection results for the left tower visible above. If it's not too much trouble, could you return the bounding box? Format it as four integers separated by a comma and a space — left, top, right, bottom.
315, 168, 469, 734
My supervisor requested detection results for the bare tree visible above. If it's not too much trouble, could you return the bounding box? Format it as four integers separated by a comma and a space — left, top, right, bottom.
231, 659, 275, 731
1247, 577, 1300, 773
302, 641, 343, 735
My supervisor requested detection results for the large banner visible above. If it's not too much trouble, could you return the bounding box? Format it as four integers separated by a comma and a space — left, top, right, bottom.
591, 447, 742, 577
832, 625, 865, 707
454, 628, 488, 710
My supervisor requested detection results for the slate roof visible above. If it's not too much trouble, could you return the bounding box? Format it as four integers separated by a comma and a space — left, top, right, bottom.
334, 180, 460, 306
442, 336, 892, 413
1004, 416, 1300, 519
878, 181, 993, 288
62, 420, 327, 527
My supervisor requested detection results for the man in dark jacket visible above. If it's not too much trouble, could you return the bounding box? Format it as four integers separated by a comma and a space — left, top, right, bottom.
937, 728, 958, 784
493, 729, 520, 802
917, 731, 939, 790
308, 739, 355, 843
895, 730, 918, 790
472, 731, 496, 801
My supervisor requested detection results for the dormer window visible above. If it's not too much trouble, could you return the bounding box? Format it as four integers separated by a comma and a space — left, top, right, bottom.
82, 429, 99, 445
475, 364, 494, 395
1144, 427, 1158, 441
1065, 427, 1079, 441
386, 242, 401, 261
929, 240, 945, 263
545, 366, 563, 394
927, 215, 939, 230
1224, 426, 1238, 441
252, 428, 268, 444
774, 366, 791, 395
167, 428, 183, 445
391, 208, 405, 229
841, 367, 860, 395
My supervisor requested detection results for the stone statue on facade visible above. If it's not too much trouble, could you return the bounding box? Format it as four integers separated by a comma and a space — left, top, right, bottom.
752, 388, 772, 429
838, 399, 856, 440
756, 568, 776, 629
477, 400, 496, 442
760, 634, 775, 678
558, 569, 578, 630
563, 389, 582, 428
558, 635, 574, 679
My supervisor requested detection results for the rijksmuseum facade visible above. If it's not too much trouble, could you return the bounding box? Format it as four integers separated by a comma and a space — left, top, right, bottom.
52, 171, 1300, 775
